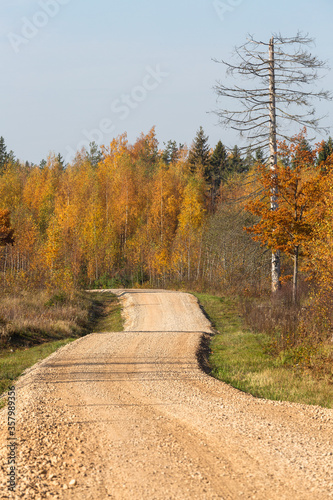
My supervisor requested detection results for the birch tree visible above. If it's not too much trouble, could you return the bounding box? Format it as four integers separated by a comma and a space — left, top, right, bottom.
213, 32, 331, 293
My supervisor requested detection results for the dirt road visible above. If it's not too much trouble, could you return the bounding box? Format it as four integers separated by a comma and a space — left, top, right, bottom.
0, 290, 332, 499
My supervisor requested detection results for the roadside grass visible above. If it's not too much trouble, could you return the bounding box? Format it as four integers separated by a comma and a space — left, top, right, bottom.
88, 291, 124, 332
0, 339, 74, 407
0, 290, 94, 348
0, 290, 123, 401
194, 293, 333, 409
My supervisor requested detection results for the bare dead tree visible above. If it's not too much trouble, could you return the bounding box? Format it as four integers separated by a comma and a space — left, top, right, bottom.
213, 32, 332, 293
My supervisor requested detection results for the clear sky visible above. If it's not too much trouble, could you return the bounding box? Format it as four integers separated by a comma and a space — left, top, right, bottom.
1, 0, 333, 164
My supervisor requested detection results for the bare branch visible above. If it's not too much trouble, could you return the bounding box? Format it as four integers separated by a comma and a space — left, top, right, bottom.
212, 32, 332, 153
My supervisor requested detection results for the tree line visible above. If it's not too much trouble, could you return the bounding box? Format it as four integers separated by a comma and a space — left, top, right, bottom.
1, 126, 333, 341
0, 127, 261, 288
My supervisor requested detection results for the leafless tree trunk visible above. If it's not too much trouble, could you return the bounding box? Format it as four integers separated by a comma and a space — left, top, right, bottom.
269, 37, 281, 292
293, 245, 299, 304
213, 32, 331, 295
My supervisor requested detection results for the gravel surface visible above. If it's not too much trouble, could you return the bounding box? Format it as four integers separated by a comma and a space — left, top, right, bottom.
0, 289, 332, 499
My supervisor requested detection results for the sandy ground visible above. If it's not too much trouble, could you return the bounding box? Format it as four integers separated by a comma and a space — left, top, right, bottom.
0, 289, 332, 500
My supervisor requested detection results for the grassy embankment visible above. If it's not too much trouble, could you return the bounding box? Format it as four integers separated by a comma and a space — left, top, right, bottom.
0, 290, 123, 403
195, 293, 333, 409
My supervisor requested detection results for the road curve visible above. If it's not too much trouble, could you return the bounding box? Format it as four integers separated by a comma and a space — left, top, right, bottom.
0, 289, 332, 499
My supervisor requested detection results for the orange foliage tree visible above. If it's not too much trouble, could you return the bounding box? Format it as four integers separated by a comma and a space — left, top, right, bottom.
0, 209, 14, 246
245, 132, 328, 302
302, 151, 333, 336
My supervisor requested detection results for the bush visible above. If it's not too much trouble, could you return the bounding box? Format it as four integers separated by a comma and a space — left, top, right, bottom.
44, 291, 67, 307
240, 285, 305, 352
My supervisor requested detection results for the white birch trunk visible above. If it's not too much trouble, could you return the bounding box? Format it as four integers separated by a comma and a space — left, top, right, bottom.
269, 37, 281, 293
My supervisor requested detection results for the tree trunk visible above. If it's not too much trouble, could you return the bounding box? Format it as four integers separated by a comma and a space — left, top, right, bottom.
293, 245, 299, 304
160, 174, 163, 243
269, 36, 281, 293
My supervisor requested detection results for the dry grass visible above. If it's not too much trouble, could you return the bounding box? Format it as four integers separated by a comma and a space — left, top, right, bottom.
0, 290, 92, 348
0, 289, 124, 399
240, 285, 333, 381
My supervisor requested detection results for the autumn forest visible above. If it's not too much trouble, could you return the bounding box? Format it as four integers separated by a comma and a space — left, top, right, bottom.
0, 126, 333, 370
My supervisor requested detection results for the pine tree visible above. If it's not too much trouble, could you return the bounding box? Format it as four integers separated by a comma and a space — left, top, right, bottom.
0, 137, 8, 174
188, 127, 210, 173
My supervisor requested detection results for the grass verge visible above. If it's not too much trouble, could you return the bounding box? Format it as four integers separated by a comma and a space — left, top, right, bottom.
194, 293, 333, 408
0, 339, 74, 406
0, 290, 123, 402
88, 291, 124, 332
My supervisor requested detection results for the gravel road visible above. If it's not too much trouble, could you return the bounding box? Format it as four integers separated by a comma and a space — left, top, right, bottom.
0, 289, 332, 499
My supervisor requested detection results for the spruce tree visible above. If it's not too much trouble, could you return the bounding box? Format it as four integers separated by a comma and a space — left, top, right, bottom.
243, 147, 255, 172
317, 136, 333, 164
0, 136, 8, 174
56, 153, 66, 170
255, 148, 265, 163
208, 140, 228, 184
204, 140, 228, 210
188, 126, 210, 173
227, 145, 244, 174
162, 140, 183, 165
87, 141, 103, 168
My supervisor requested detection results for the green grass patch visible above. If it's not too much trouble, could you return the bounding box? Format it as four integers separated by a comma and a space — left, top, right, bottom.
88, 291, 124, 332
194, 293, 333, 408
0, 339, 75, 402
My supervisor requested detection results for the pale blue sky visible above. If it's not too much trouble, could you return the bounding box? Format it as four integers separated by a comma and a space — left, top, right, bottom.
1, 0, 333, 163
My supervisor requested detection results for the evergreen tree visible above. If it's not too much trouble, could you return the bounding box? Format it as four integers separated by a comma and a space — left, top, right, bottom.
162, 140, 183, 165
0, 136, 8, 174
255, 147, 265, 164
0, 137, 15, 174
204, 140, 228, 210
243, 147, 255, 172
317, 137, 333, 164
56, 153, 66, 170
188, 126, 210, 173
86, 141, 103, 168
227, 145, 245, 174
207, 140, 227, 184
